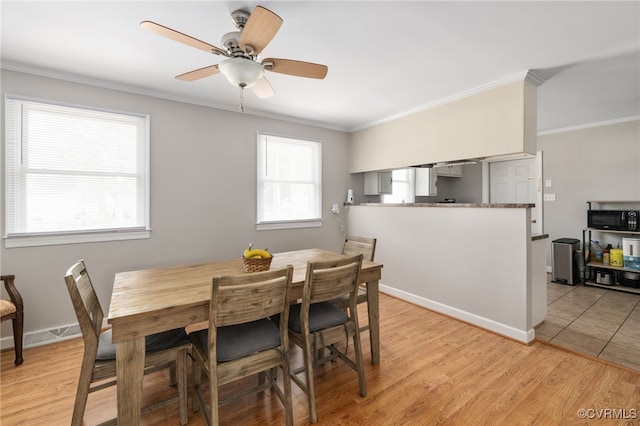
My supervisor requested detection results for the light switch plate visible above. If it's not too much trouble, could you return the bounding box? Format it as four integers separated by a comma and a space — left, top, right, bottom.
544, 194, 556, 201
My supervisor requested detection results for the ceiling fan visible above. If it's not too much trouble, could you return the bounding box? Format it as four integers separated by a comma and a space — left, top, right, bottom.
141, 5, 328, 102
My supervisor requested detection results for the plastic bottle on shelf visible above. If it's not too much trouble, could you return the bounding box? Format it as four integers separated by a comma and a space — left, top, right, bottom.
591, 240, 603, 262
603, 244, 612, 265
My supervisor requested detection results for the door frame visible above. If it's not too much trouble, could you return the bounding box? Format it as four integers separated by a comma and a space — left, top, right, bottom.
481, 151, 544, 234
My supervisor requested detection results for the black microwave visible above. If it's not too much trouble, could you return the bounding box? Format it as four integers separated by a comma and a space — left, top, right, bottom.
587, 210, 639, 231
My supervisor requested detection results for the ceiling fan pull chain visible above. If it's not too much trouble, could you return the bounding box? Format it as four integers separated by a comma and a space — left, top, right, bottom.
239, 86, 245, 112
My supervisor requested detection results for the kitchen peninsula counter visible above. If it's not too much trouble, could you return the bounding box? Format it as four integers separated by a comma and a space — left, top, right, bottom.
350, 202, 535, 208
347, 203, 547, 343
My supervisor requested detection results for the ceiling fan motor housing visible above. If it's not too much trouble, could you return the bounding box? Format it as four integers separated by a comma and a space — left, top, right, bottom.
221, 31, 243, 53
231, 9, 250, 29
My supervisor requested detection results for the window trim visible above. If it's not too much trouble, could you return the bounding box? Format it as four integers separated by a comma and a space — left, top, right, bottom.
4, 94, 151, 248
256, 132, 322, 230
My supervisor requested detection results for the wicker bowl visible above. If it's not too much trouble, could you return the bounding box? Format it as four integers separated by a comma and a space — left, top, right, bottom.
242, 255, 273, 272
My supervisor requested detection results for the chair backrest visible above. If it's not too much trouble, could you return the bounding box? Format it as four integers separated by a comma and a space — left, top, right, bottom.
1, 275, 22, 319
212, 265, 294, 328
342, 236, 376, 262
303, 254, 363, 305
64, 261, 103, 350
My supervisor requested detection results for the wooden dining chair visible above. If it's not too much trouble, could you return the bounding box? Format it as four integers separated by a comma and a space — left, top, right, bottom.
334, 235, 377, 333
64, 260, 191, 426
189, 265, 294, 426
1, 275, 24, 366
288, 254, 366, 424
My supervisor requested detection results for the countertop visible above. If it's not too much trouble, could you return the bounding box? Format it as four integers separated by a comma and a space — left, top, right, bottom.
349, 202, 535, 208
348, 203, 547, 241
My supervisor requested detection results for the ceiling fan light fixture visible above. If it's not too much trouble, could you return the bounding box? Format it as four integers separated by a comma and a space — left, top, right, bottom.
218, 57, 264, 88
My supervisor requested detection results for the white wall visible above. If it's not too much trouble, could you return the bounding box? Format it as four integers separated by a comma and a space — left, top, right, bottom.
348, 205, 538, 343
0, 70, 354, 342
538, 119, 640, 267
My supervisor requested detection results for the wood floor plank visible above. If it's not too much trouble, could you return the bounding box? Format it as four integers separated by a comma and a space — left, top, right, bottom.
2, 293, 639, 425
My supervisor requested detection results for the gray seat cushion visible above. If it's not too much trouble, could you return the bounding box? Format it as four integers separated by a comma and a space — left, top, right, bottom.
195, 318, 281, 363
288, 302, 349, 333
96, 327, 189, 361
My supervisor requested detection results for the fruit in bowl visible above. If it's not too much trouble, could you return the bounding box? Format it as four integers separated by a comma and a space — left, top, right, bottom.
243, 243, 272, 259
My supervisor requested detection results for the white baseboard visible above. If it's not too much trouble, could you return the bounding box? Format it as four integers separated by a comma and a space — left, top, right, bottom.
3, 285, 539, 352
0, 320, 108, 351
379, 283, 535, 344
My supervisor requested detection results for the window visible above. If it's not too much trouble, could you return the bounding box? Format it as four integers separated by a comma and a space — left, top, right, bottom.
4, 96, 150, 247
382, 169, 415, 204
257, 133, 322, 230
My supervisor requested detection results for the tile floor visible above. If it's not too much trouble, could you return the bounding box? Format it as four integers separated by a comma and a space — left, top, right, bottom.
536, 274, 640, 371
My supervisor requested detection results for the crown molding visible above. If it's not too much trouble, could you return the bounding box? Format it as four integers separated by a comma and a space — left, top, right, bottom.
537, 115, 640, 135
524, 70, 546, 87
0, 61, 348, 132
350, 69, 542, 132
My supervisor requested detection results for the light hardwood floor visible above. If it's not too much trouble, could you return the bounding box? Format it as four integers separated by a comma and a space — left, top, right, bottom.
2, 293, 640, 425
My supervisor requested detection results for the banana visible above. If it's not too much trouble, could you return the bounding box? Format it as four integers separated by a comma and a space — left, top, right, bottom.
243, 243, 253, 257
245, 248, 272, 259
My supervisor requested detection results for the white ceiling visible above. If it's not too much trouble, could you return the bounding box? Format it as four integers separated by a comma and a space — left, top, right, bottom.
1, 1, 639, 132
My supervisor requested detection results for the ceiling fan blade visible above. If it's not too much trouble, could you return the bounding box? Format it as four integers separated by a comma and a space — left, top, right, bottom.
262, 58, 328, 79
175, 65, 220, 81
239, 6, 283, 55
251, 76, 275, 99
140, 21, 227, 56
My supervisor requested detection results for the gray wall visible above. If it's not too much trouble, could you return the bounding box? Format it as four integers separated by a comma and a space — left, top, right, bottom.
1, 70, 355, 337
431, 164, 483, 204
538, 119, 640, 266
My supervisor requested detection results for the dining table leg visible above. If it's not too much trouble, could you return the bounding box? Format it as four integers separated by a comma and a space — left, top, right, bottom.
366, 279, 380, 365
116, 336, 145, 425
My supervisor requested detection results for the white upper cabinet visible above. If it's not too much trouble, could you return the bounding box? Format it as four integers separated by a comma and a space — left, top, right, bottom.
437, 165, 463, 177
415, 168, 437, 196
364, 171, 393, 195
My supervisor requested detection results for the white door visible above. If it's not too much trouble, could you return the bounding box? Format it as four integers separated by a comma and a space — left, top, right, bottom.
489, 152, 543, 234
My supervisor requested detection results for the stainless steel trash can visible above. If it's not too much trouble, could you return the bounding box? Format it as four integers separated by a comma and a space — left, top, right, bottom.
552, 238, 581, 285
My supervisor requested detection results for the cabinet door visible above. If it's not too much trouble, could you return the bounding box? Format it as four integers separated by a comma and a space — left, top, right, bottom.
364, 171, 393, 195
447, 165, 463, 177
415, 168, 437, 196
378, 171, 393, 194
364, 172, 379, 195
437, 165, 463, 177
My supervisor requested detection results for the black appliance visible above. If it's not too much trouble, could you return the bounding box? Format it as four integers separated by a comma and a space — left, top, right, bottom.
587, 210, 639, 231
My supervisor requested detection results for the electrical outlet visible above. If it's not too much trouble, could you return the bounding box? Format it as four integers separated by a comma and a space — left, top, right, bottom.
544, 194, 556, 201
545, 179, 552, 188
331, 203, 340, 214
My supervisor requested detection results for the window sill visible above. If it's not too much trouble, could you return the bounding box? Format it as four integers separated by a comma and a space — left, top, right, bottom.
4, 228, 151, 248
256, 219, 323, 231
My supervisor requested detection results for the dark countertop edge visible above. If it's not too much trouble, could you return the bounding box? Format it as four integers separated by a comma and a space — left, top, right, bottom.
532, 234, 549, 241
348, 203, 535, 208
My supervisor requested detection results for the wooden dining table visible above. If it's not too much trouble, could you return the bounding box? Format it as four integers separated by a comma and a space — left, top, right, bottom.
107, 248, 383, 425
